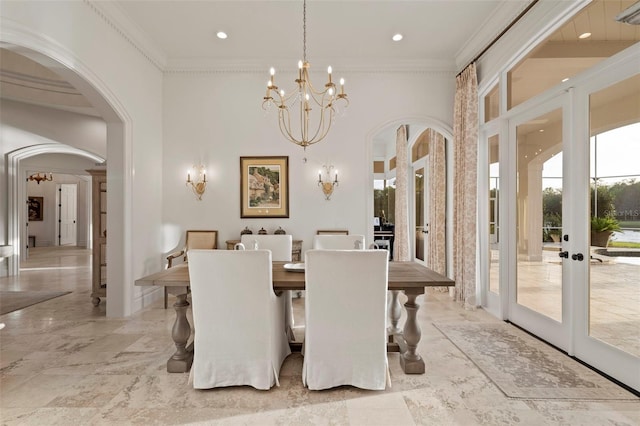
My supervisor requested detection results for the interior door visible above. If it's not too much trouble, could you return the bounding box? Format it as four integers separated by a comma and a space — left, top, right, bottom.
413, 158, 429, 264
508, 95, 570, 350
58, 184, 77, 246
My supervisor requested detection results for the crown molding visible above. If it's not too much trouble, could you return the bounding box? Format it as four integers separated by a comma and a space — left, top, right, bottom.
455, 0, 534, 71
85, 0, 167, 71
164, 57, 455, 76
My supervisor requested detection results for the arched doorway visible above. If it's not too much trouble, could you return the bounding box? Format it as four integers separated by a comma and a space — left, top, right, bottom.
1, 24, 132, 317
367, 117, 454, 276
8, 144, 105, 261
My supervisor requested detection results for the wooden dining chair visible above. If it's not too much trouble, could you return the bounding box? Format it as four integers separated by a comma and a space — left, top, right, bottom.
303, 249, 390, 390
312, 234, 365, 250
187, 249, 291, 390
165, 230, 218, 308
240, 234, 295, 340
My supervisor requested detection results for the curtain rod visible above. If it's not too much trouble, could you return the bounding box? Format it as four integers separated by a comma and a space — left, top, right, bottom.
457, 0, 540, 77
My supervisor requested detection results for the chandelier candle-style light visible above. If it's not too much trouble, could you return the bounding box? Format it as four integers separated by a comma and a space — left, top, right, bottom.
27, 172, 53, 184
262, 0, 349, 149
186, 165, 207, 200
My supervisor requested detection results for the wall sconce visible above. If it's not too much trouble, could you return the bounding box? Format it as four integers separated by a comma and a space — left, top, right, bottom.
318, 164, 339, 200
186, 165, 207, 200
27, 172, 53, 184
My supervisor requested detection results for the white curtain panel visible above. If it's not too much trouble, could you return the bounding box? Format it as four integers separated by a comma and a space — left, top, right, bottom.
393, 125, 411, 262
453, 63, 478, 308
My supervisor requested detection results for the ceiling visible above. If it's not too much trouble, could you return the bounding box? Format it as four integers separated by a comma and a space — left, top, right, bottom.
0, 0, 532, 140
1, 0, 637, 145
108, 0, 530, 70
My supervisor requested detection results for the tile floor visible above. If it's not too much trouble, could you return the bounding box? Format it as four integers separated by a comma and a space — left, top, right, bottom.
0, 247, 638, 425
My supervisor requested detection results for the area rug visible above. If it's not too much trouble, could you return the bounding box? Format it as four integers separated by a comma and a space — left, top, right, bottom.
0, 291, 71, 315
434, 322, 638, 400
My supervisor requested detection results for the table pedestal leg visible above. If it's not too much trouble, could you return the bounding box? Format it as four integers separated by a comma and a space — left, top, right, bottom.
399, 290, 425, 374
167, 291, 193, 373
387, 290, 402, 336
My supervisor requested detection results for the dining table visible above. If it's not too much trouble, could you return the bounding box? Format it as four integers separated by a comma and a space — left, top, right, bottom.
135, 261, 454, 374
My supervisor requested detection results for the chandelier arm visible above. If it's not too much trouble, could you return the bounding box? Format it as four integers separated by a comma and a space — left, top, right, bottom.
314, 107, 334, 144
278, 107, 303, 146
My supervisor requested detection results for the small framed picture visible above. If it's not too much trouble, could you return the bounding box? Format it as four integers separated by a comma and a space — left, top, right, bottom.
240, 156, 289, 218
28, 196, 43, 221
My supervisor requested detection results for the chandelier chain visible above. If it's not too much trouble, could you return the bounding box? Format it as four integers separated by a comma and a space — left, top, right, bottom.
303, 0, 307, 62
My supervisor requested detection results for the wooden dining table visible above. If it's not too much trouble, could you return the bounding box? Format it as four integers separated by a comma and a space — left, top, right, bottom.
135, 261, 454, 375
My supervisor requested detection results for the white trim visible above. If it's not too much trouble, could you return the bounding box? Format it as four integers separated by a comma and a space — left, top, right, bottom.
1, 19, 133, 318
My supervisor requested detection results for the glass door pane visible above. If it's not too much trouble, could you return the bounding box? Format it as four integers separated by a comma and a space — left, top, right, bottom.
588, 75, 640, 359
414, 166, 425, 261
488, 134, 500, 294
516, 108, 564, 322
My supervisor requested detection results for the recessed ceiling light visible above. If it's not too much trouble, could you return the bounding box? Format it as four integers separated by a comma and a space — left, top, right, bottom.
539, 129, 545, 132
216, 31, 228, 40
561, 77, 569, 82
392, 34, 403, 42
578, 32, 591, 39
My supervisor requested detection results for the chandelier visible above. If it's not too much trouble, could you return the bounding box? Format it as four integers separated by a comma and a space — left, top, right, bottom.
27, 172, 53, 184
262, 0, 349, 149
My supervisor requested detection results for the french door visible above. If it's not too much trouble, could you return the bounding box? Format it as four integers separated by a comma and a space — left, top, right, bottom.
508, 94, 571, 350
506, 62, 639, 391
572, 69, 640, 391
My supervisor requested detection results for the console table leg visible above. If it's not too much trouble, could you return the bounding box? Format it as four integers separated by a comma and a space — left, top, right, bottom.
167, 291, 193, 373
399, 290, 425, 374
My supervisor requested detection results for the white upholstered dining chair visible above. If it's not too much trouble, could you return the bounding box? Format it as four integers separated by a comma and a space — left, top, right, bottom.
303, 249, 390, 390
240, 234, 295, 339
240, 234, 293, 261
312, 234, 365, 250
187, 249, 291, 390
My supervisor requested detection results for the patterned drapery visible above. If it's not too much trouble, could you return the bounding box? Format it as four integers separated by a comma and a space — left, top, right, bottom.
453, 63, 478, 308
393, 125, 411, 262
427, 129, 447, 276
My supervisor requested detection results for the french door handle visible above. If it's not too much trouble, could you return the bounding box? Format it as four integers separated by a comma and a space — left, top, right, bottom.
571, 253, 584, 261
558, 251, 569, 258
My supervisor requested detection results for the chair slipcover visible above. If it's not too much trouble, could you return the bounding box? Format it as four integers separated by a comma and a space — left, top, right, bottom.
240, 234, 295, 339
240, 234, 293, 261
303, 249, 390, 390
312, 234, 365, 250
187, 249, 291, 390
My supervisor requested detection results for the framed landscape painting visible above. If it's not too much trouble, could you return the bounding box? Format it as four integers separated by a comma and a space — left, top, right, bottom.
240, 156, 289, 218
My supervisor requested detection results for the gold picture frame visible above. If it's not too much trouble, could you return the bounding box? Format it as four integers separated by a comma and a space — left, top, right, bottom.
240, 156, 289, 218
